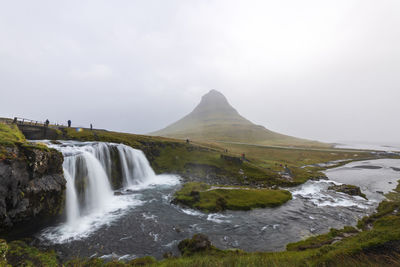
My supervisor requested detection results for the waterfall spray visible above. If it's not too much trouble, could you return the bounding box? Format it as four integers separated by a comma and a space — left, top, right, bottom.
47, 141, 166, 226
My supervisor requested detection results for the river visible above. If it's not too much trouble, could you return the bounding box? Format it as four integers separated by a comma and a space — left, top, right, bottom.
33, 141, 400, 261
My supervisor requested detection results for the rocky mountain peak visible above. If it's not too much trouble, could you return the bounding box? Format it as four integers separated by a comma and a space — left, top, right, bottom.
192, 90, 238, 116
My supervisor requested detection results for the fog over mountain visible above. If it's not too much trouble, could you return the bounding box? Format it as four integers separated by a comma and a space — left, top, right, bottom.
151, 90, 327, 147
1, 0, 399, 143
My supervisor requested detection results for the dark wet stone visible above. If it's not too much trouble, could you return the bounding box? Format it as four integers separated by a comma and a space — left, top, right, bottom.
0, 147, 65, 233
328, 184, 367, 199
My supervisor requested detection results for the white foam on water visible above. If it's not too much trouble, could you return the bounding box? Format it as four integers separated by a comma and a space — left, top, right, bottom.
99, 253, 136, 261
207, 213, 232, 223
163, 240, 179, 248
126, 174, 180, 191
40, 195, 143, 243
142, 212, 158, 222
290, 180, 371, 209
181, 208, 205, 217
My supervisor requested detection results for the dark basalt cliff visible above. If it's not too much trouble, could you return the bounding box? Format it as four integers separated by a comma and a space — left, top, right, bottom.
0, 146, 66, 233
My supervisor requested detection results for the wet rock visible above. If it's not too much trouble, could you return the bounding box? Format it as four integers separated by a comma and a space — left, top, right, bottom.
0, 147, 66, 232
178, 234, 212, 256
173, 226, 181, 233
114, 191, 123, 196
328, 184, 367, 199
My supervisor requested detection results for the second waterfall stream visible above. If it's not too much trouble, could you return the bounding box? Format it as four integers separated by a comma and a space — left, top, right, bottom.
41, 140, 180, 243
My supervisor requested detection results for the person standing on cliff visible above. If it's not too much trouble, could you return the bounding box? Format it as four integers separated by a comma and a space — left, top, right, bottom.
45, 119, 49, 127
68, 120, 71, 127
90, 123, 93, 130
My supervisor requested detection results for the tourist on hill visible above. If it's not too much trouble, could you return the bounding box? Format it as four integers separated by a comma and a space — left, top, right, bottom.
45, 119, 49, 127
68, 120, 71, 127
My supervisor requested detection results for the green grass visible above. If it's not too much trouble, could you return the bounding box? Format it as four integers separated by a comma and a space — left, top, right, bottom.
203, 141, 376, 169
153, 144, 286, 186
286, 226, 359, 251
0, 123, 26, 146
0, 122, 54, 160
5, 240, 58, 267
173, 182, 292, 212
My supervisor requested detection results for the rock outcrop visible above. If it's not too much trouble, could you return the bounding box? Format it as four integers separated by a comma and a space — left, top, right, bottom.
0, 146, 66, 232
328, 184, 367, 199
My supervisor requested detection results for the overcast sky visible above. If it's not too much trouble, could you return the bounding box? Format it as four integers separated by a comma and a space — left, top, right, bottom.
1, 0, 399, 143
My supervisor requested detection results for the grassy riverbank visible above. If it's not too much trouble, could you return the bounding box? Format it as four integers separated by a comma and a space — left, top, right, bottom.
0, 123, 50, 160
173, 182, 292, 212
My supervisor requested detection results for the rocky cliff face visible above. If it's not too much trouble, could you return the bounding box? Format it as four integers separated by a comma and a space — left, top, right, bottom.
0, 146, 66, 232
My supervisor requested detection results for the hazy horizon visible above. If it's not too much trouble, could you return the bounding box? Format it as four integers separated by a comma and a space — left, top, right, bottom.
1, 1, 399, 143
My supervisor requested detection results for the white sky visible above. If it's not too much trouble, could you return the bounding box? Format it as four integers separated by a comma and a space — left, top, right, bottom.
1, 0, 399, 143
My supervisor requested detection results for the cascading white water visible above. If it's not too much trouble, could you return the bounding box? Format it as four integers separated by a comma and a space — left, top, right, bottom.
39, 140, 180, 243
53, 142, 114, 224
46, 141, 167, 226
81, 151, 113, 212
116, 144, 156, 187
63, 168, 79, 226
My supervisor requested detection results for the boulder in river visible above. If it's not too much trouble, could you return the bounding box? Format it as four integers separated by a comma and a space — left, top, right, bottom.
328, 184, 367, 199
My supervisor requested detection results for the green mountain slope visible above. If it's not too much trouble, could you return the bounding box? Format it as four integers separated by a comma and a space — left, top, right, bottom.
151, 90, 329, 148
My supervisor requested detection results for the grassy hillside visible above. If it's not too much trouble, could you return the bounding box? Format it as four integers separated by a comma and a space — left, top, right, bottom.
197, 140, 373, 169
151, 90, 330, 148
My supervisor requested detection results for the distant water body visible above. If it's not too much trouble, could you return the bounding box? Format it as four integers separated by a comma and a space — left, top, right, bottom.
334, 142, 400, 152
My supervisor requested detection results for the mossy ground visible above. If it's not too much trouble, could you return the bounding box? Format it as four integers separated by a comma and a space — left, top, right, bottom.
0, 124, 25, 146
5, 240, 58, 267
0, 123, 51, 159
173, 182, 292, 212
198, 140, 384, 170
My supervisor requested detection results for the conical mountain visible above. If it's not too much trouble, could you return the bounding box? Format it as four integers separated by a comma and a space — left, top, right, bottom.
151, 90, 325, 147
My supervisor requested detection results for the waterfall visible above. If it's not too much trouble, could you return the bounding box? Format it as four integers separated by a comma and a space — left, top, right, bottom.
117, 144, 155, 187
63, 168, 79, 226
47, 141, 161, 227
